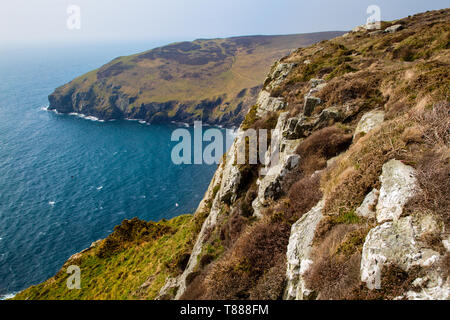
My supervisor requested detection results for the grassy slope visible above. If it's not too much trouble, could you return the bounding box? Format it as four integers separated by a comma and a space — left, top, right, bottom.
14, 213, 207, 300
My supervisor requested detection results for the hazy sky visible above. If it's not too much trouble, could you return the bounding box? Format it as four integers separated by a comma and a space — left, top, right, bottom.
1, 0, 448, 46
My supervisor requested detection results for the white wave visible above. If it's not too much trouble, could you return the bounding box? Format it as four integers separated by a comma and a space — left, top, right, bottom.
96, 186, 103, 191
43, 106, 60, 114
68, 112, 105, 122
0, 292, 17, 300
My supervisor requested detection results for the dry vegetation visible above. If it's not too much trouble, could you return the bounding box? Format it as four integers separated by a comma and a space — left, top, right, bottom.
180, 9, 449, 300
16, 9, 449, 301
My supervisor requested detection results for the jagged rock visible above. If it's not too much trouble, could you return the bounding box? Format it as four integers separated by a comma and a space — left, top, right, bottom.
156, 277, 178, 300
293, 116, 315, 139
403, 269, 450, 300
318, 106, 342, 124
354, 109, 385, 139
283, 117, 299, 138
285, 200, 325, 300
252, 113, 301, 217
308, 83, 327, 96
356, 188, 379, 219
352, 24, 374, 32
369, 30, 384, 36
256, 90, 286, 117
303, 96, 322, 116
282, 117, 296, 139
384, 24, 404, 33
360, 157, 448, 299
157, 157, 228, 300
267, 63, 296, 90
376, 159, 417, 223
282, 106, 343, 140
326, 154, 340, 167
361, 215, 444, 294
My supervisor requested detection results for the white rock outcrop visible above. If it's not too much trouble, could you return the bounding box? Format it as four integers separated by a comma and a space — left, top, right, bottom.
284, 200, 324, 300
384, 24, 404, 33
252, 112, 301, 217
360, 215, 448, 298
360, 159, 449, 299
356, 188, 379, 219
354, 109, 385, 139
376, 159, 417, 223
267, 63, 296, 90
256, 90, 286, 117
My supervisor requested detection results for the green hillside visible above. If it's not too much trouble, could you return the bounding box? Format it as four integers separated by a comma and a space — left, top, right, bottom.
48, 32, 344, 126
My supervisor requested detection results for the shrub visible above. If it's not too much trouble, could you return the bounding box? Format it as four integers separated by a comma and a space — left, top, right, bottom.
348, 265, 422, 300
203, 216, 291, 299
248, 255, 287, 300
305, 224, 362, 299
97, 218, 173, 258
288, 174, 322, 220
317, 70, 384, 109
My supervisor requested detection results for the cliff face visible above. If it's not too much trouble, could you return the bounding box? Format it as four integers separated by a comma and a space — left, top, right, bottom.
160, 9, 450, 300
47, 32, 345, 127
16, 9, 449, 300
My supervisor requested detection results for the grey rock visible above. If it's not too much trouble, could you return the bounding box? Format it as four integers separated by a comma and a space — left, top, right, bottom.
376, 159, 417, 223
285, 200, 325, 300
354, 109, 385, 139
304, 96, 322, 116
369, 30, 384, 36
256, 90, 286, 117
384, 24, 404, 33
318, 106, 342, 124
356, 188, 379, 219
361, 215, 448, 298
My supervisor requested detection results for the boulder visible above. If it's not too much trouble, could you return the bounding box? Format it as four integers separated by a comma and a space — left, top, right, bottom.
304, 96, 322, 116
384, 24, 404, 33
267, 62, 296, 90
369, 30, 384, 36
256, 90, 286, 117
376, 159, 417, 223
283, 117, 299, 139
318, 106, 343, 124
361, 216, 441, 290
354, 109, 385, 139
356, 188, 379, 219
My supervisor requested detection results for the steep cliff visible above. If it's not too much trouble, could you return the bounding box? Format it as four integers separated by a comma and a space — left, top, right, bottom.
15, 9, 449, 300
48, 32, 344, 127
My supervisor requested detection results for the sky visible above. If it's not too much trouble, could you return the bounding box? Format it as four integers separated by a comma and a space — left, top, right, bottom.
0, 0, 448, 47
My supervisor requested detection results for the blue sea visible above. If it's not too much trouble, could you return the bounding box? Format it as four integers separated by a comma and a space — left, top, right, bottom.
0, 42, 230, 298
